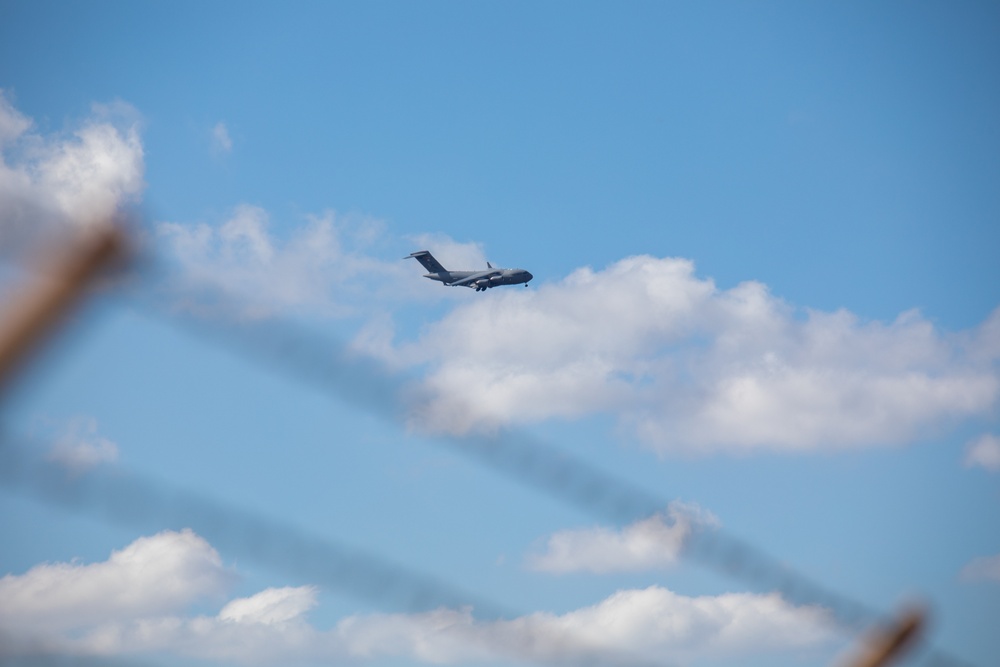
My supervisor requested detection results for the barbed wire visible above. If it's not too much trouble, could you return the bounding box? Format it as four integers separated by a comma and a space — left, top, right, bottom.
121, 276, 976, 667
126, 258, 975, 665
139, 292, 887, 627
0, 431, 674, 667
0, 232, 976, 666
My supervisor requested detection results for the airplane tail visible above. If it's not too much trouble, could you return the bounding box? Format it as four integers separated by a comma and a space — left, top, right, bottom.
405, 250, 447, 274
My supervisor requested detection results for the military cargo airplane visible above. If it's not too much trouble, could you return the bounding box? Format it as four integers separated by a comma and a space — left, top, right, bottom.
405, 250, 533, 291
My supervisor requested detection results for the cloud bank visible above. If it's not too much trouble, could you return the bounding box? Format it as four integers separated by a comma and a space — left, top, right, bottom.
155, 207, 489, 319
400, 256, 1000, 454
0, 91, 144, 255
1, 531, 836, 666
337, 587, 834, 666
153, 207, 1000, 456
0, 529, 229, 633
960, 553, 1000, 583
528, 501, 718, 574
10, 88, 989, 458
46, 416, 120, 472
963, 433, 1000, 472
212, 121, 233, 155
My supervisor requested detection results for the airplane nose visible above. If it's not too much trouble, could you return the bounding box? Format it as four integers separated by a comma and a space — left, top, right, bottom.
525, 271, 533, 282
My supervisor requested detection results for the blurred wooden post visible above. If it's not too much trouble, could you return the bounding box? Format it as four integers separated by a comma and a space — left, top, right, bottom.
841, 607, 925, 667
0, 224, 127, 394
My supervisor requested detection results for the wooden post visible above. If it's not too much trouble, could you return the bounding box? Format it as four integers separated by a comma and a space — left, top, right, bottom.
0, 224, 127, 394
840, 606, 925, 667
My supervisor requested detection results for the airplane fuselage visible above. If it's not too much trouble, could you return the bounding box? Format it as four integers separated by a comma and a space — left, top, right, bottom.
405, 250, 533, 292
425, 269, 533, 291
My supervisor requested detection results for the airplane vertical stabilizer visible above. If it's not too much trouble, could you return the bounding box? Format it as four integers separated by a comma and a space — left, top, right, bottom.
405, 251, 447, 274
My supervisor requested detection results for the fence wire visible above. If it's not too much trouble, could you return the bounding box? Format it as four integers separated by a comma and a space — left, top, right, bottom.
0, 431, 675, 667
126, 273, 973, 667
0, 234, 976, 667
144, 294, 885, 627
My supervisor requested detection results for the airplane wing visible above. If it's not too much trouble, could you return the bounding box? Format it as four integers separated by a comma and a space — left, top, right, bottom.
448, 270, 501, 287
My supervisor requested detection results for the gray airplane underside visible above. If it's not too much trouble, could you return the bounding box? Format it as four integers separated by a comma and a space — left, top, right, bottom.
405, 250, 533, 291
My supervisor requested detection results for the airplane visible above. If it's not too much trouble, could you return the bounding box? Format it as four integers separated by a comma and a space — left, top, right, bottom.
405, 250, 533, 292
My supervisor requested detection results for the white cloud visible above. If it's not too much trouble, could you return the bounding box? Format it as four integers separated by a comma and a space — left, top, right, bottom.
963, 433, 1000, 472
406, 232, 488, 272
400, 255, 1000, 454
0, 91, 144, 254
336, 586, 835, 666
219, 586, 318, 625
69, 588, 325, 665
2, 531, 837, 666
56, 587, 836, 666
153, 221, 1000, 453
46, 416, 119, 472
158, 206, 368, 318
549, 586, 834, 661
149, 209, 1000, 455
527, 501, 718, 574
960, 553, 1000, 583
156, 209, 483, 319
149, 199, 1000, 456
0, 529, 231, 633
212, 121, 233, 154
0, 92, 32, 145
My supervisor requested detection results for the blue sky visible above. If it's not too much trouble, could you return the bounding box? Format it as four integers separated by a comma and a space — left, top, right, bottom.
1, 2, 998, 666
